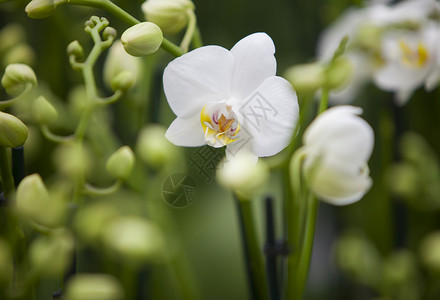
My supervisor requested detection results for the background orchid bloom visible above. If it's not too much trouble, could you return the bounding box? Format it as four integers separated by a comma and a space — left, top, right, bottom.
163, 33, 299, 159
373, 23, 440, 104
302, 106, 374, 205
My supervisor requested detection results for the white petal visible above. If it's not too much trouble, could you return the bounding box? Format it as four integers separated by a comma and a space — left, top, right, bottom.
165, 115, 206, 147
163, 46, 234, 118
373, 63, 429, 93
308, 157, 372, 205
304, 106, 374, 165
230, 33, 277, 100
235, 76, 299, 157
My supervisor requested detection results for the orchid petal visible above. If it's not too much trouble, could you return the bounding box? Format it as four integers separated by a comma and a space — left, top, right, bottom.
230, 33, 277, 100
165, 115, 206, 147
163, 46, 234, 118
235, 76, 299, 157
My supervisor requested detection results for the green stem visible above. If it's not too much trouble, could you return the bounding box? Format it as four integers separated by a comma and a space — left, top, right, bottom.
318, 88, 329, 114
235, 195, 269, 300
83, 180, 121, 196
41, 125, 74, 143
291, 193, 318, 300
65, 0, 184, 57
0, 146, 14, 199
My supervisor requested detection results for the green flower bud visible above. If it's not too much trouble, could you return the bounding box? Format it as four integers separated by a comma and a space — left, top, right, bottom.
420, 231, 440, 274
103, 40, 141, 89
142, 0, 195, 35
136, 125, 179, 169
16, 174, 66, 227
74, 202, 119, 243
0, 111, 28, 148
29, 229, 74, 277
0, 239, 13, 283
102, 216, 164, 265
25, 0, 56, 19
3, 43, 35, 67
31, 95, 58, 124
110, 70, 135, 92
53, 142, 92, 178
121, 22, 163, 57
67, 40, 84, 60
382, 250, 417, 290
1, 63, 37, 96
65, 274, 124, 300
106, 146, 135, 180
334, 230, 382, 287
324, 57, 353, 90
216, 150, 268, 199
284, 63, 325, 94
103, 27, 117, 41
0, 24, 26, 55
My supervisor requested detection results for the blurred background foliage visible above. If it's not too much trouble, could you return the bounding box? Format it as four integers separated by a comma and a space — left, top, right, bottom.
1, 0, 440, 299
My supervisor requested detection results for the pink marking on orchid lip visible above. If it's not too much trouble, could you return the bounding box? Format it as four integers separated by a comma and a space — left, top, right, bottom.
212, 113, 219, 124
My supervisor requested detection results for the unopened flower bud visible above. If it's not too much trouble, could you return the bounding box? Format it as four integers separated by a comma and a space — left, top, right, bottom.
65, 274, 124, 300
136, 125, 179, 168
0, 111, 28, 148
103, 40, 140, 89
284, 63, 325, 93
106, 146, 135, 180
102, 216, 164, 264
67, 40, 84, 59
142, 0, 195, 34
111, 70, 135, 92
74, 202, 119, 243
0, 24, 26, 54
1, 63, 37, 96
420, 231, 440, 274
3, 43, 35, 67
25, 0, 56, 19
217, 150, 268, 199
382, 250, 416, 289
16, 174, 66, 227
103, 27, 117, 41
29, 229, 74, 277
53, 142, 92, 178
325, 57, 353, 90
121, 22, 163, 56
31, 95, 58, 125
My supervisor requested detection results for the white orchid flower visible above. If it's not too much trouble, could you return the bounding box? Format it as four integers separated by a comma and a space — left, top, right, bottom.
373, 23, 440, 105
163, 33, 299, 159
302, 106, 374, 205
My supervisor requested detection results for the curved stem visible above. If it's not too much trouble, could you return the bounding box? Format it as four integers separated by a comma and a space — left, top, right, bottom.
0, 83, 34, 110
0, 146, 14, 200
95, 89, 123, 105
83, 180, 121, 196
180, 9, 197, 52
41, 125, 74, 143
65, 0, 184, 57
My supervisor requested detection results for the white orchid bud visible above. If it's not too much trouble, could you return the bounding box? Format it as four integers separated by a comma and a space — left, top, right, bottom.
302, 106, 374, 205
142, 0, 195, 35
121, 22, 163, 56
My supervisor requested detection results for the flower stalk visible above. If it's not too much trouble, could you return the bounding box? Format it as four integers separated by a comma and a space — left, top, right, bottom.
0, 146, 14, 200
234, 194, 269, 300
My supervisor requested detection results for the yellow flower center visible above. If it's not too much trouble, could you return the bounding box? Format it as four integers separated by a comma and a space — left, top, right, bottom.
399, 40, 429, 68
200, 104, 240, 147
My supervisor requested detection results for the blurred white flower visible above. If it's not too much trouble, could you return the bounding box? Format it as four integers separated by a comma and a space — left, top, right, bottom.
316, 0, 440, 104
373, 23, 440, 104
163, 33, 299, 159
302, 106, 374, 205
